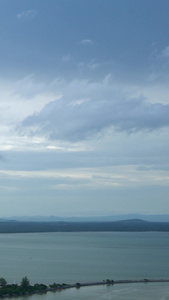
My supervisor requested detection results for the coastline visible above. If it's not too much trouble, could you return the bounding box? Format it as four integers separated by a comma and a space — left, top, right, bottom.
1, 278, 169, 298
57, 278, 169, 289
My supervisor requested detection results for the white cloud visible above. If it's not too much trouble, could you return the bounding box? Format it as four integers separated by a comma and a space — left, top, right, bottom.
0, 71, 168, 163
1, 165, 169, 190
62, 55, 71, 62
0, 186, 18, 192
21, 76, 169, 142
79, 39, 93, 45
1, 74, 169, 154
17, 10, 37, 19
0, 75, 61, 151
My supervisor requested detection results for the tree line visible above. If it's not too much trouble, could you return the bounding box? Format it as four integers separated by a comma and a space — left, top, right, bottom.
0, 277, 48, 297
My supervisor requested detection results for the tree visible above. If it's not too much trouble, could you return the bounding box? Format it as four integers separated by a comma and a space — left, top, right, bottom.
21, 276, 30, 288
0, 278, 7, 287
106, 279, 111, 285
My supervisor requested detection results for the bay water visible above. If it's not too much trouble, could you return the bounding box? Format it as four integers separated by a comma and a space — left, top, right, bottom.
0, 232, 169, 299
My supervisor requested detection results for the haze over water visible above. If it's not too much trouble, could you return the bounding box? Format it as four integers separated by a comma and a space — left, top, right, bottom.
1, 232, 169, 299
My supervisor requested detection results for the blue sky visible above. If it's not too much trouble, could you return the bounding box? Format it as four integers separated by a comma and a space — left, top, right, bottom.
0, 0, 169, 217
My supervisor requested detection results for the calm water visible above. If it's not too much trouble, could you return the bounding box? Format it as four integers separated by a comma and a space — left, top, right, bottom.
0, 232, 169, 299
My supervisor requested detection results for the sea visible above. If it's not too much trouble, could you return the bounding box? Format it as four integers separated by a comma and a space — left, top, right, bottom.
0, 232, 169, 299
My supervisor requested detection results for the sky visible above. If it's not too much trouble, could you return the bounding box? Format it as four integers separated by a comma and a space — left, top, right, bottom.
0, 0, 169, 217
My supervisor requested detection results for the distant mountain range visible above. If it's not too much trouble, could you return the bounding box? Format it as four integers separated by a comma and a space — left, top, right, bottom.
2, 214, 169, 223
0, 218, 169, 233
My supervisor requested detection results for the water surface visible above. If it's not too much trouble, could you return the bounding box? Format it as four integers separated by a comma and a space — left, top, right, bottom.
0, 232, 169, 299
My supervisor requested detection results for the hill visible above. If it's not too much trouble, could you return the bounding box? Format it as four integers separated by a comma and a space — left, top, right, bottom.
6, 214, 169, 223
0, 219, 169, 233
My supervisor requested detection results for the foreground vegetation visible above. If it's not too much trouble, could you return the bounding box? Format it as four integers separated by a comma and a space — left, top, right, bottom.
1, 276, 169, 298
0, 277, 48, 297
0, 277, 87, 297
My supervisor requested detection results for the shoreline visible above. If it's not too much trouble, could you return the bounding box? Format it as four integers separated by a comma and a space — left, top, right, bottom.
47, 278, 169, 293
58, 278, 169, 289
1, 279, 169, 298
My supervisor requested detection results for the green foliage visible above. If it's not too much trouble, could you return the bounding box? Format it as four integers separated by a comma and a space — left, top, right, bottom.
75, 282, 81, 289
106, 279, 111, 285
105, 279, 114, 285
49, 282, 61, 288
21, 276, 30, 288
0, 277, 49, 298
0, 278, 7, 287
33, 283, 47, 290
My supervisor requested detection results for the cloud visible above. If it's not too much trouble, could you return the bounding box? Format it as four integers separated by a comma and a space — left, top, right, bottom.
79, 39, 93, 45
17, 10, 37, 19
20, 77, 169, 142
0, 75, 61, 152
162, 46, 169, 58
62, 55, 71, 62
1, 165, 169, 190
0, 186, 18, 192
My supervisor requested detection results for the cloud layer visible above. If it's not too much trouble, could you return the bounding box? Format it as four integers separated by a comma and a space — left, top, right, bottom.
21, 77, 169, 142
